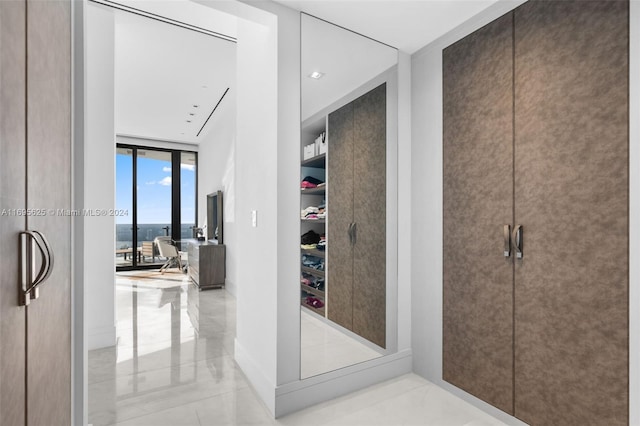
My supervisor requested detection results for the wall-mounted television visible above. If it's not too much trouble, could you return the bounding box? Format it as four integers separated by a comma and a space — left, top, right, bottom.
206, 191, 223, 244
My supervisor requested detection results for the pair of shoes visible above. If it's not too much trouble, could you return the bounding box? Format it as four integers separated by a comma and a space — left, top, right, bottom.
305, 296, 324, 309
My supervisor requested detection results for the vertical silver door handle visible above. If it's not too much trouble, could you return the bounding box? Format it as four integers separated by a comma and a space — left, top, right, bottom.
348, 222, 354, 245
352, 222, 357, 245
19, 230, 54, 306
512, 225, 523, 259
504, 225, 511, 257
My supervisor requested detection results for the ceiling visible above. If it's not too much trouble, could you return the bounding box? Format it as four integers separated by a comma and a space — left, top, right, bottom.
111, 0, 500, 144
273, 0, 499, 53
302, 14, 397, 120
114, 4, 236, 145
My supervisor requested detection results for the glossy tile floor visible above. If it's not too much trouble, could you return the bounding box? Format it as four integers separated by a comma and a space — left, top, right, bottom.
300, 310, 381, 378
89, 271, 507, 426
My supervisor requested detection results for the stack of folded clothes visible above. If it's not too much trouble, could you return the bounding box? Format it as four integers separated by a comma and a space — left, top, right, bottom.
302, 254, 324, 271
300, 230, 327, 251
301, 176, 324, 189
301, 200, 326, 220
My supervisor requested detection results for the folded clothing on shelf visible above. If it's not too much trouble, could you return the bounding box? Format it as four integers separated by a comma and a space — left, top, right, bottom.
301, 243, 317, 250
302, 254, 324, 271
301, 203, 326, 220
301, 176, 324, 189
301, 230, 321, 245
316, 240, 326, 251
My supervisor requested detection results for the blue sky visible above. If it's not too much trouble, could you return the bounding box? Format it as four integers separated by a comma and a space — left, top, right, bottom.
115, 152, 195, 225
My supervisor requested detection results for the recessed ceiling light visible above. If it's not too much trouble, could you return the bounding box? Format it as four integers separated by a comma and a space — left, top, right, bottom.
193, 105, 199, 108
186, 120, 192, 123
202, 85, 208, 89
189, 113, 195, 116
309, 71, 325, 79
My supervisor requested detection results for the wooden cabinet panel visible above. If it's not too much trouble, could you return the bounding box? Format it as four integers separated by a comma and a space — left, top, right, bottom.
327, 103, 355, 331
513, 2, 628, 424
442, 12, 515, 414
0, 1, 27, 424
352, 84, 386, 348
26, 0, 72, 424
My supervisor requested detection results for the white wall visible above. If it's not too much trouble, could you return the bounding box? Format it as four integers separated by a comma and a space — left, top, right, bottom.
85, 2, 116, 350
231, 5, 281, 416
197, 93, 237, 296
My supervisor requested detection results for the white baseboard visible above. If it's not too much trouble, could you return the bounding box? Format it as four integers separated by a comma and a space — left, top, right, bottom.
224, 279, 237, 298
234, 338, 276, 415
87, 325, 116, 350
274, 349, 413, 418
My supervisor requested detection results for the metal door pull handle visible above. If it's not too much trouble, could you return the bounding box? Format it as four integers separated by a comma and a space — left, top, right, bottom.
347, 222, 358, 246
512, 225, 523, 259
19, 230, 54, 306
504, 224, 511, 257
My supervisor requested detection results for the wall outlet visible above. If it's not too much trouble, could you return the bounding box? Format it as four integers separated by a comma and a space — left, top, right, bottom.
252, 210, 257, 227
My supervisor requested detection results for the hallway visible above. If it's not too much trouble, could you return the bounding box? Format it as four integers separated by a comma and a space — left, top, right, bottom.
88, 272, 506, 426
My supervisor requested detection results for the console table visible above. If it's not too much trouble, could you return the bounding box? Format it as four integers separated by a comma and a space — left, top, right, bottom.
186, 241, 225, 290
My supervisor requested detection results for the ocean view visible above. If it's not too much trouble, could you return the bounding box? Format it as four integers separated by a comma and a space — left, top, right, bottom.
116, 223, 196, 249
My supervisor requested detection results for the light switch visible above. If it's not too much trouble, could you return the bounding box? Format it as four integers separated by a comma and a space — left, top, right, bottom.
252, 210, 257, 227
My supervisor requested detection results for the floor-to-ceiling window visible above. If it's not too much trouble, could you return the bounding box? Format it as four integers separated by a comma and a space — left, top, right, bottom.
116, 145, 197, 269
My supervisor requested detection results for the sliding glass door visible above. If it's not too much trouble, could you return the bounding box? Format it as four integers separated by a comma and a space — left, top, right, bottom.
116, 145, 197, 270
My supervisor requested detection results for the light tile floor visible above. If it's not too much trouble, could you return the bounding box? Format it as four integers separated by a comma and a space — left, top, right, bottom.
89, 271, 507, 426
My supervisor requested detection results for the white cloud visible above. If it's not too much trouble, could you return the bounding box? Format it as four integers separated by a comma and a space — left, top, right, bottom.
159, 176, 172, 186
162, 166, 172, 173
145, 181, 156, 185
181, 164, 195, 172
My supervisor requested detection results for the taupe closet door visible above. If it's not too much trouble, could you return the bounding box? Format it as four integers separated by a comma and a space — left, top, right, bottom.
0, 0, 72, 424
443, 13, 515, 414
513, 1, 628, 425
327, 103, 355, 331
327, 84, 387, 347
353, 84, 386, 348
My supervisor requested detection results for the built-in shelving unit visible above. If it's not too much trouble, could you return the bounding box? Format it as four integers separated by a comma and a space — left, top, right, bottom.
300, 116, 327, 316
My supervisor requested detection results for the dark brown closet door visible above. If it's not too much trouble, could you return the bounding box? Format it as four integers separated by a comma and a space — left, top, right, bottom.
26, 0, 72, 424
513, 1, 628, 425
443, 13, 515, 414
353, 84, 386, 348
0, 1, 28, 424
327, 103, 355, 331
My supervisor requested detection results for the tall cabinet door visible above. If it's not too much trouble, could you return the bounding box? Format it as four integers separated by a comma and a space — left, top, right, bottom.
26, 0, 72, 424
352, 84, 386, 348
327, 103, 355, 331
0, 1, 28, 424
513, 1, 628, 425
442, 13, 515, 414
0, 0, 72, 424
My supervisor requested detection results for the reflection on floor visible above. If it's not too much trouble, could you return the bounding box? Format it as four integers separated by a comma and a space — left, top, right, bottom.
300, 310, 381, 378
88, 271, 507, 426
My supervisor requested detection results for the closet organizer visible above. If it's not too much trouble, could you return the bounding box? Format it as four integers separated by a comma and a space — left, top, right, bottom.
443, 1, 628, 425
327, 83, 386, 348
